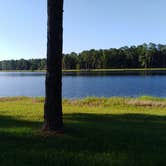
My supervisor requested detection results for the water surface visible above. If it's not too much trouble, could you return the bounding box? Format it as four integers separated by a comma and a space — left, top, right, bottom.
0, 72, 166, 98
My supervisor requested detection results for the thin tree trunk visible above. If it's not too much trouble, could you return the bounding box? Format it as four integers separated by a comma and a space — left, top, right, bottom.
43, 0, 64, 132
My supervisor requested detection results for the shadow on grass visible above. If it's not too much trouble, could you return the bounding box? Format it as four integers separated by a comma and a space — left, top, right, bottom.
0, 113, 166, 165
0, 115, 41, 129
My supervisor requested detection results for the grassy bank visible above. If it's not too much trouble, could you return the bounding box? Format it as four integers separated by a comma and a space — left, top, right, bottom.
1, 68, 166, 72
63, 68, 166, 72
0, 96, 166, 165
1, 68, 166, 76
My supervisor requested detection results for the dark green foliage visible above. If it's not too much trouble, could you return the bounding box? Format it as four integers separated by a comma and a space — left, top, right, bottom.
1, 43, 166, 70
0, 59, 46, 71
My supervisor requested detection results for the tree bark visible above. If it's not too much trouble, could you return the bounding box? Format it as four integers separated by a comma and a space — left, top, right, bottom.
43, 0, 64, 132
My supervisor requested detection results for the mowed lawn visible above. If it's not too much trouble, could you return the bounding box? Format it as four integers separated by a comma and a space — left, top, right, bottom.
0, 97, 166, 166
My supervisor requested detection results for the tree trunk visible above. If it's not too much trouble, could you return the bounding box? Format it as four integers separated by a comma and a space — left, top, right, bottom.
43, 0, 64, 132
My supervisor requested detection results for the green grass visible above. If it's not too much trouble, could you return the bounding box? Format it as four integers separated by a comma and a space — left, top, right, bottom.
1, 97, 166, 165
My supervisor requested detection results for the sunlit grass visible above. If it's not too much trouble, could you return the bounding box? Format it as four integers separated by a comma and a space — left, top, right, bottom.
0, 97, 166, 165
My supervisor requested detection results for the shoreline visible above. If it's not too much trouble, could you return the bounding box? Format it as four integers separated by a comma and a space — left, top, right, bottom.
0, 96, 165, 100
0, 68, 166, 75
0, 68, 166, 72
63, 68, 166, 75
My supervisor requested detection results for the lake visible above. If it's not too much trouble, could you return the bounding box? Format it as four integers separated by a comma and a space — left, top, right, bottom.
0, 72, 166, 98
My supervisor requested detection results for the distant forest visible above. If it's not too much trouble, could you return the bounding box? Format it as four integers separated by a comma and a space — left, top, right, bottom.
1, 43, 166, 70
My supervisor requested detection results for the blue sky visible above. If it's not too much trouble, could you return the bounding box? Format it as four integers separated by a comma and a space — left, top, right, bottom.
0, 0, 166, 60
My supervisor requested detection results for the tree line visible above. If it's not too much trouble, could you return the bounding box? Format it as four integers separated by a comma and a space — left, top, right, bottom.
1, 43, 166, 70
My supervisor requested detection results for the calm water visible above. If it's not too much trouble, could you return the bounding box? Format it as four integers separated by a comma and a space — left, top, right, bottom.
0, 72, 166, 98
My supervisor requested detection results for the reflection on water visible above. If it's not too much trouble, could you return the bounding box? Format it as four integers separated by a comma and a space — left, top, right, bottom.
63, 70, 166, 76
0, 72, 166, 98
